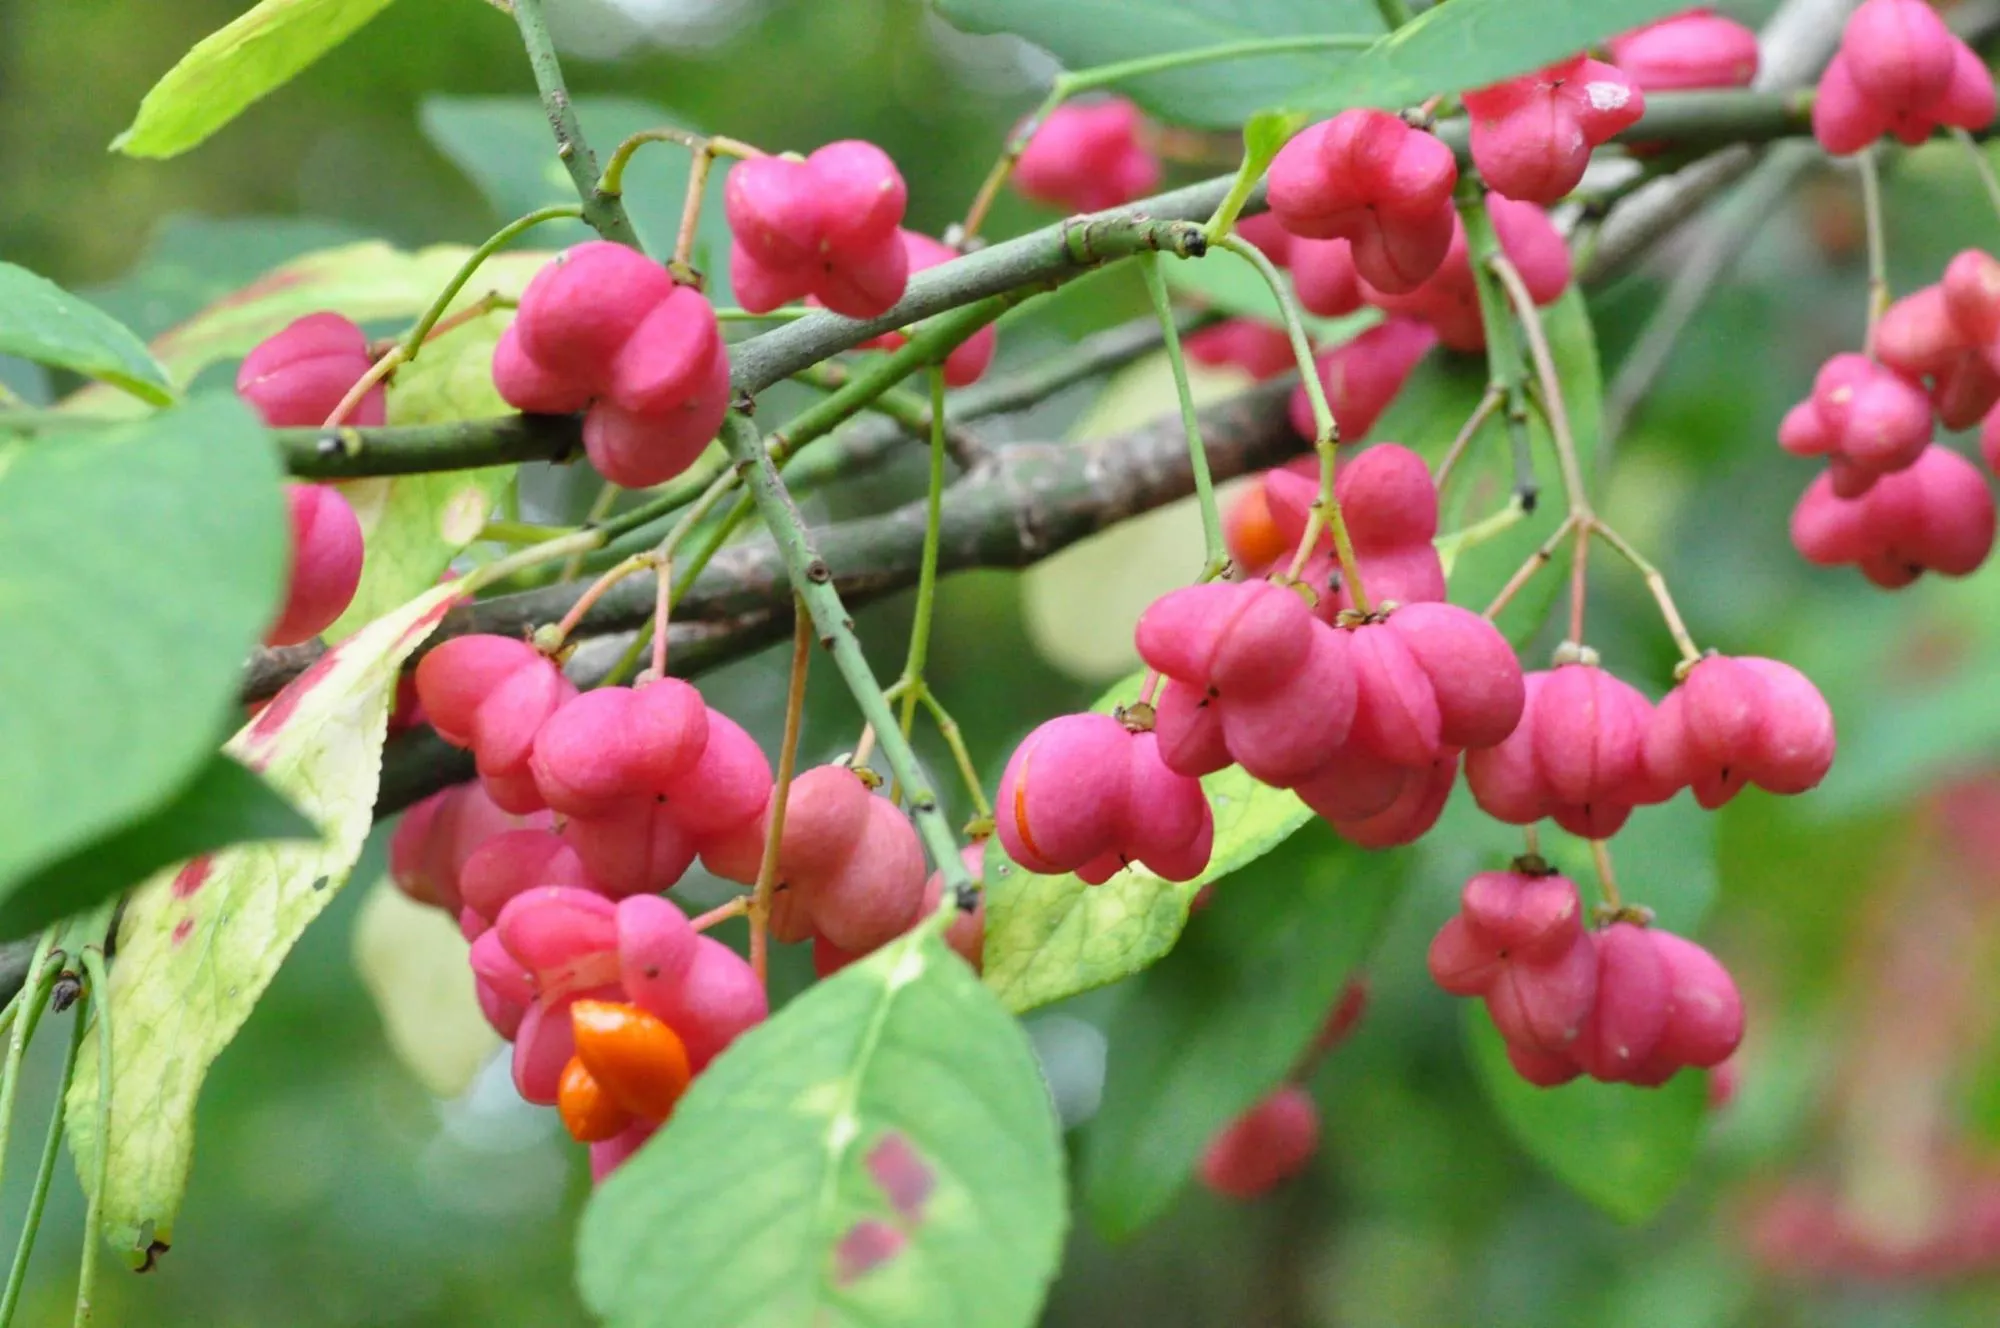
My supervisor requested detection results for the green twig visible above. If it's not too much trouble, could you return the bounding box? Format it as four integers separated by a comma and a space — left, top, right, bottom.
509, 0, 640, 247
0, 1001, 82, 1328
1461, 190, 1539, 510
1141, 254, 1225, 578
399, 205, 582, 360
1859, 146, 1890, 356
74, 949, 111, 1328
0, 933, 58, 1200
716, 414, 973, 900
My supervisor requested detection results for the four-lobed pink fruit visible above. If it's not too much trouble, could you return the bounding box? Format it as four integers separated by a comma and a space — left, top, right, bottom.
1261, 443, 1448, 617
1813, 0, 1996, 155
726, 141, 911, 318
1362, 197, 1572, 352
1463, 56, 1645, 204
1609, 8, 1760, 93
996, 712, 1214, 883
1428, 867, 1599, 1077
1013, 99, 1161, 214
1790, 442, 1997, 586
851, 230, 998, 387
1185, 319, 1297, 382
1778, 353, 1934, 497
1267, 109, 1459, 294
237, 312, 385, 428
1646, 655, 1836, 808
1465, 664, 1672, 839
493, 241, 731, 489
414, 634, 577, 814
1286, 318, 1439, 445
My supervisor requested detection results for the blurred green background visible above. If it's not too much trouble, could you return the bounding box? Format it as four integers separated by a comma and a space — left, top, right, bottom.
10, 0, 2000, 1324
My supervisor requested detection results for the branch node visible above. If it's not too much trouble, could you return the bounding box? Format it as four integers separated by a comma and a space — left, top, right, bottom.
805, 558, 833, 584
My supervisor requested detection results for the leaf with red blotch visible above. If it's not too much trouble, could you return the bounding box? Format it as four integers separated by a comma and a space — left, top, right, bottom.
65, 580, 461, 1267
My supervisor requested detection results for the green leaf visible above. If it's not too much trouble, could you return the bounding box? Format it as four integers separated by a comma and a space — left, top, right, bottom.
981, 670, 1317, 1013
1080, 820, 1409, 1240
1293, 0, 1690, 116
1374, 286, 1603, 645
0, 262, 174, 404
85, 214, 369, 342
577, 921, 1067, 1328
0, 397, 286, 898
324, 307, 515, 639
113, 0, 400, 159
1422, 786, 1718, 935
0, 755, 312, 942
351, 876, 501, 1099
421, 95, 736, 303
65, 581, 463, 1264
930, 0, 1384, 128
1464, 1003, 1708, 1222
60, 240, 553, 418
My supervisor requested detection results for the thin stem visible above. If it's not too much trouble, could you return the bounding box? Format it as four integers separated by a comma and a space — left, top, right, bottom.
565, 481, 627, 582
688, 896, 749, 933
1589, 518, 1702, 663
1434, 384, 1503, 495
480, 520, 574, 545
0, 1003, 83, 1327
718, 415, 972, 897
1373, 0, 1416, 25
398, 205, 583, 361
650, 556, 671, 679
749, 602, 813, 986
1462, 193, 1539, 509
1490, 253, 1589, 516
918, 688, 994, 820
1859, 146, 1890, 357
321, 343, 405, 429
1063, 34, 1374, 96
1953, 127, 2000, 227
74, 950, 110, 1328
897, 370, 951, 706
1483, 513, 1577, 620
599, 127, 698, 198
675, 149, 717, 273
1567, 518, 1590, 645
1141, 254, 1225, 577
1433, 495, 1528, 573
716, 306, 813, 322
0, 932, 58, 1198
550, 553, 655, 646
510, 0, 638, 244
1217, 232, 1368, 610
962, 84, 1066, 245
1591, 839, 1625, 913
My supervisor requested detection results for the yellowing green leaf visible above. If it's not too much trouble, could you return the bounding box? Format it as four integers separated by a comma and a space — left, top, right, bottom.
114, 0, 401, 160
66, 581, 462, 1265
325, 308, 515, 639
63, 241, 552, 417
352, 877, 501, 1099
981, 670, 1314, 1013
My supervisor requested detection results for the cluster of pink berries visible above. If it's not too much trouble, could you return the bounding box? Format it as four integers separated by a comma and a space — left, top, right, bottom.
725, 141, 911, 318
1783, 258, 2000, 584
493, 242, 731, 489
1813, 0, 1995, 155
235, 312, 375, 647
391, 631, 976, 1171
1012, 99, 1160, 215
1429, 865, 1743, 1086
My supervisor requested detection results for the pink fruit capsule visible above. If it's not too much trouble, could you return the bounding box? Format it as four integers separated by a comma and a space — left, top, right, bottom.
1646, 929, 1745, 1070
808, 796, 928, 954
1505, 1040, 1582, 1087
1531, 663, 1653, 811
1290, 238, 1363, 318
413, 635, 546, 749
1151, 682, 1232, 778
1346, 622, 1444, 768
1609, 8, 1760, 92
1813, 53, 1894, 156
1293, 742, 1416, 824
1572, 922, 1671, 1081
614, 892, 700, 1011
996, 713, 1132, 874
1013, 99, 1161, 214
389, 781, 546, 914
1463, 56, 1645, 204
633, 934, 766, 1071
1647, 655, 1836, 806
513, 242, 678, 384
495, 886, 621, 998
1197, 1085, 1320, 1201
1329, 750, 1456, 849
459, 828, 595, 926
605, 286, 725, 416
1184, 320, 1297, 382
1383, 603, 1526, 751
1485, 929, 1599, 1055
236, 312, 385, 428
467, 655, 575, 814
581, 345, 732, 489
530, 681, 711, 819
725, 141, 911, 318
265, 483, 364, 647
896, 231, 999, 387
492, 320, 592, 416
1459, 868, 1586, 962
562, 799, 701, 898
1267, 110, 1459, 293
1120, 730, 1214, 881
1215, 624, 1358, 787
1841, 0, 1958, 114
1427, 913, 1506, 996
